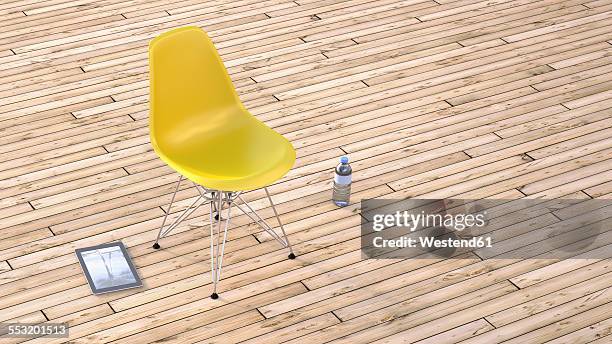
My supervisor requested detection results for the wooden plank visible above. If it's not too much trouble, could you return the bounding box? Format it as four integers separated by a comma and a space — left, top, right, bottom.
510, 245, 612, 288
411, 319, 494, 344
543, 316, 612, 344
548, 47, 612, 69
464, 290, 612, 343
503, 10, 612, 42
486, 271, 612, 327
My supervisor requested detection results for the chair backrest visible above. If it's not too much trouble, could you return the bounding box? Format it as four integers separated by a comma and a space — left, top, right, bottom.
149, 26, 242, 146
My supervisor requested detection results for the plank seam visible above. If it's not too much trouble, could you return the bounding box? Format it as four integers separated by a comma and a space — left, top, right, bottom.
358, 211, 369, 224
5, 260, 13, 270
40, 310, 49, 321
581, 189, 594, 198
252, 233, 262, 243
482, 316, 497, 329
331, 310, 343, 323
120, 14, 127, 19
521, 152, 535, 161
300, 280, 310, 291
491, 132, 504, 140
385, 182, 396, 192
107, 302, 117, 313
443, 99, 454, 107
164, 10, 171, 17
548, 210, 564, 223
9, 49, 15, 55
507, 278, 522, 290
122, 167, 131, 175
47, 226, 56, 236
529, 85, 540, 92
360, 80, 369, 87
255, 307, 267, 319
514, 187, 527, 197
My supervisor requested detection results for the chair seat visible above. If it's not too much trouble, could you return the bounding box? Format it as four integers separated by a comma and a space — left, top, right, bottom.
152, 107, 296, 192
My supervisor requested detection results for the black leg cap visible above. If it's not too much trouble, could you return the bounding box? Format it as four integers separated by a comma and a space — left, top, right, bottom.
152, 243, 161, 249
214, 213, 220, 221
288, 253, 296, 260
210, 293, 219, 300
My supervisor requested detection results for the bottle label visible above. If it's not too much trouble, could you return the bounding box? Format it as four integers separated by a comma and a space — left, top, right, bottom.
334, 173, 351, 185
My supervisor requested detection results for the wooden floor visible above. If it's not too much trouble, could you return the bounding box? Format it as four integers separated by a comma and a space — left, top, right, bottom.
0, 0, 611, 343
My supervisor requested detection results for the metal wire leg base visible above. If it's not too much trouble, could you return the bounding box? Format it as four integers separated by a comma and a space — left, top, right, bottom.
153, 176, 217, 249
233, 187, 295, 259
152, 180, 294, 300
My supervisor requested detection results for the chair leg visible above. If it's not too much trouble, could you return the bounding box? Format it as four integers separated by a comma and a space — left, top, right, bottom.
264, 187, 295, 259
210, 191, 234, 299
233, 190, 295, 259
154, 186, 288, 298
153, 175, 183, 249
233, 197, 282, 245
196, 186, 220, 221
154, 176, 215, 249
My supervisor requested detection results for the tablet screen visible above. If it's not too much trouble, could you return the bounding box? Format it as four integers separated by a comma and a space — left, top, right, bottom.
75, 242, 142, 294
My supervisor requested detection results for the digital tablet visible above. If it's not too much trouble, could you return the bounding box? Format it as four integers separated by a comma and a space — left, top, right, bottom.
75, 242, 142, 295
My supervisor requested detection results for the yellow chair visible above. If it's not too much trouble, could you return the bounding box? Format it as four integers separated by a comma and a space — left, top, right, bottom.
149, 26, 296, 299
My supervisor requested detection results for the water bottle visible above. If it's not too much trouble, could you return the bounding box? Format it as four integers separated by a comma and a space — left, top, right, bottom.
333, 156, 352, 206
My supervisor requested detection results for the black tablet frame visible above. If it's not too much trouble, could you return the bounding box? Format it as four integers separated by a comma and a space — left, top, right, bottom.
75, 242, 142, 295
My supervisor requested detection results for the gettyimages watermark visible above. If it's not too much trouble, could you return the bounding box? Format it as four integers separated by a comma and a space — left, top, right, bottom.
360, 198, 611, 260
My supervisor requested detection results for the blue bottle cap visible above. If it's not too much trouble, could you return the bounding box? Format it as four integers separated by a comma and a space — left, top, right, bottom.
340, 156, 349, 164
